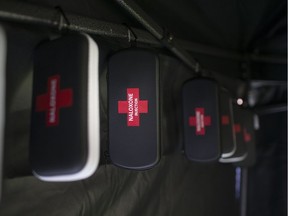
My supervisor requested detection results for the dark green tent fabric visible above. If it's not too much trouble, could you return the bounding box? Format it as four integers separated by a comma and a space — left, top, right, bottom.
1, 156, 237, 216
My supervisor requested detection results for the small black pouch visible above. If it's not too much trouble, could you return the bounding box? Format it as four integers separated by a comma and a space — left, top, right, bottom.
219, 89, 236, 158
108, 49, 160, 170
235, 109, 256, 167
182, 79, 221, 162
30, 34, 100, 181
220, 104, 248, 163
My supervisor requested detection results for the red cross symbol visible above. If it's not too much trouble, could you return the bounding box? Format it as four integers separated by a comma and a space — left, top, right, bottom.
221, 115, 230, 125
118, 88, 148, 127
243, 128, 251, 142
189, 108, 211, 135
233, 124, 241, 133
35, 75, 73, 127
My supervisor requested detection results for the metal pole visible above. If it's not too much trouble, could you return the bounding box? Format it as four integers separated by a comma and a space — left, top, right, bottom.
115, 0, 201, 72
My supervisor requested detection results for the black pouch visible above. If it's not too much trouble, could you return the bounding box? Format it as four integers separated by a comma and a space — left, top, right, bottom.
219, 89, 236, 158
30, 34, 100, 181
219, 104, 248, 163
182, 79, 221, 162
235, 109, 256, 167
108, 49, 160, 170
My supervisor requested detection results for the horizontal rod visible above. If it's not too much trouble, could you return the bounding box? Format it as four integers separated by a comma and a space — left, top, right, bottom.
0, 1, 285, 65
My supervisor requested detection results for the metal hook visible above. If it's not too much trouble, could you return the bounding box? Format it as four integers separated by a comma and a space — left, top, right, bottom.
54, 6, 70, 32
127, 28, 131, 43
122, 23, 138, 47
194, 62, 200, 73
